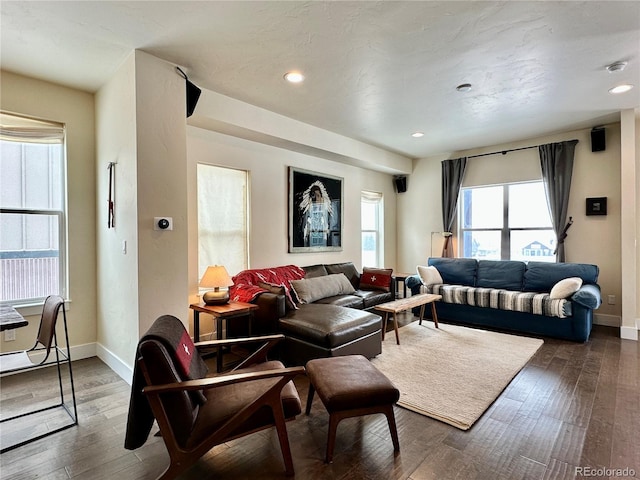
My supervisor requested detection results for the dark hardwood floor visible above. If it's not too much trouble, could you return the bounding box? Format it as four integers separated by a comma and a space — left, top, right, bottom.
1, 316, 638, 480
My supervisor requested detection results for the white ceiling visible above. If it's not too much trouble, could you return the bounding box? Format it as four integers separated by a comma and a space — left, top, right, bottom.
1, 1, 639, 159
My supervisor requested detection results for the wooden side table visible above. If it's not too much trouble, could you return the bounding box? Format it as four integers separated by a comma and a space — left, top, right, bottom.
189, 301, 259, 372
394, 273, 414, 298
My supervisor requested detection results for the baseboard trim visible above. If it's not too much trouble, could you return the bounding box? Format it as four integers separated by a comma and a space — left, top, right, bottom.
96, 342, 133, 385
620, 323, 639, 341
0, 342, 96, 377
70, 342, 97, 360
593, 313, 621, 327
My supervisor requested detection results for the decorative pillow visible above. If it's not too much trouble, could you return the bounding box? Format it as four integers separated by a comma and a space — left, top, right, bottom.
290, 273, 356, 304
550, 277, 583, 299
325, 262, 360, 289
416, 265, 443, 286
258, 282, 296, 310
359, 267, 393, 292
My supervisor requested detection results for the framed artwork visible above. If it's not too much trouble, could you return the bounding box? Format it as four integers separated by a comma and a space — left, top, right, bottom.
288, 167, 343, 253
586, 197, 607, 216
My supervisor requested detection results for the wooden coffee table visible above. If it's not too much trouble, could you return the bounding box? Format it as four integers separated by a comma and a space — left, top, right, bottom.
375, 293, 442, 345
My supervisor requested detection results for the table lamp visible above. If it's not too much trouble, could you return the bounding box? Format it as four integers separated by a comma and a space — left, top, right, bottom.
199, 265, 233, 305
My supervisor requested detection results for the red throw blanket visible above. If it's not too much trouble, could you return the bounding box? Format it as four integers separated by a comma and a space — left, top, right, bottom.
230, 265, 305, 305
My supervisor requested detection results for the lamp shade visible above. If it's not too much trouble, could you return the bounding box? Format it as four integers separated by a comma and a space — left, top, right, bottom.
199, 265, 233, 288
199, 265, 233, 305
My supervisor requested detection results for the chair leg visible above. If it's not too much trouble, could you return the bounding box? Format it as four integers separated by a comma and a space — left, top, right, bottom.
325, 413, 341, 463
271, 401, 295, 476
305, 384, 315, 415
384, 405, 400, 452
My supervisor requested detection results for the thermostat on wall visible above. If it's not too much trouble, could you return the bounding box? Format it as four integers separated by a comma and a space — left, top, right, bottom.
154, 217, 173, 230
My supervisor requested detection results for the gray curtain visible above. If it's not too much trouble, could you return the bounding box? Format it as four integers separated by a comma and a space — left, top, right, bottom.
441, 157, 467, 257
539, 140, 578, 262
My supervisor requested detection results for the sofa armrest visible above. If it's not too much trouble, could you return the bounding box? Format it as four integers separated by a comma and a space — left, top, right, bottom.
253, 292, 286, 333
571, 284, 602, 309
405, 274, 422, 291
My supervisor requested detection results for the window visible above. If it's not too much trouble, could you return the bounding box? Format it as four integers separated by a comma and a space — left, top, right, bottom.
0, 112, 67, 304
459, 182, 555, 262
197, 164, 248, 279
361, 191, 383, 267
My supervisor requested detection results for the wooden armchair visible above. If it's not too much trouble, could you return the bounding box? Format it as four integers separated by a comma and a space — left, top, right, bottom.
124, 315, 304, 479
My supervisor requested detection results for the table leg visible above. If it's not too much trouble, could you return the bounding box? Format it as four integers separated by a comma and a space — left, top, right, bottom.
193, 311, 201, 342
393, 312, 400, 345
418, 304, 426, 326
431, 302, 439, 328
381, 312, 388, 340
216, 317, 224, 372
216, 317, 224, 340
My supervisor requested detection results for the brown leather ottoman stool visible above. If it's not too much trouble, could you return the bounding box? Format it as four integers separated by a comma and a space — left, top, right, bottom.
305, 354, 400, 463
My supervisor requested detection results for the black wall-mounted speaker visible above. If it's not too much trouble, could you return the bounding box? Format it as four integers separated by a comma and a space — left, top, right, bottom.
186, 80, 201, 118
394, 176, 407, 193
591, 127, 605, 152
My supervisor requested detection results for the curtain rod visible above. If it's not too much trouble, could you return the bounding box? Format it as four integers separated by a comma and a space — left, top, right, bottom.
467, 145, 538, 159
467, 139, 579, 159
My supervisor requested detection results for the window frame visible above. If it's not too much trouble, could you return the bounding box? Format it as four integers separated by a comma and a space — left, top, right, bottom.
361, 191, 383, 268
0, 112, 68, 306
196, 163, 249, 282
458, 181, 555, 261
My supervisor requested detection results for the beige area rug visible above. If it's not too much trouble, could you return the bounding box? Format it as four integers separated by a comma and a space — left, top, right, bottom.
370, 321, 543, 430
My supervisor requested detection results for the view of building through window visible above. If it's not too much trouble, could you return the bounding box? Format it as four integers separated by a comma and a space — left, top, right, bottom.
0, 113, 66, 304
459, 182, 555, 262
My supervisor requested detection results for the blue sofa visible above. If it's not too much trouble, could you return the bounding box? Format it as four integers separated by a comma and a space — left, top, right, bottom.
406, 258, 601, 342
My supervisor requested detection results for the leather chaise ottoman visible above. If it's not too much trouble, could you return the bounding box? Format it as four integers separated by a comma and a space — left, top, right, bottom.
277, 304, 382, 366
305, 354, 400, 463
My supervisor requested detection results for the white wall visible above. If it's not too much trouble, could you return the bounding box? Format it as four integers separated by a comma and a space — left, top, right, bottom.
95, 51, 190, 380
398, 123, 624, 325
133, 51, 189, 337
95, 53, 140, 376
0, 70, 97, 355
620, 108, 639, 340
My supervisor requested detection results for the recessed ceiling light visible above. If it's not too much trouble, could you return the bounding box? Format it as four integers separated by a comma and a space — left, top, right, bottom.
606, 61, 627, 73
609, 84, 634, 94
456, 83, 472, 92
411, 132, 424, 138
284, 71, 304, 83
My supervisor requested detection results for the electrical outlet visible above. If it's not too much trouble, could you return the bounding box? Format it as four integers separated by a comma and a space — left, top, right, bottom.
607, 295, 615, 305
4, 329, 16, 341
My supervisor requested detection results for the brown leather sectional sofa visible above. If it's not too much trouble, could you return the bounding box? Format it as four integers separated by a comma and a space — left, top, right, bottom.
235, 262, 395, 366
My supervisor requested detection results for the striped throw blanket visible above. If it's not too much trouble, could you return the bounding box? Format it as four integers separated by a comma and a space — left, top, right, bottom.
420, 284, 571, 318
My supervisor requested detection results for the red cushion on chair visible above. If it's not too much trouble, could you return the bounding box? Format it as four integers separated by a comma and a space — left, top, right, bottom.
360, 267, 393, 292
